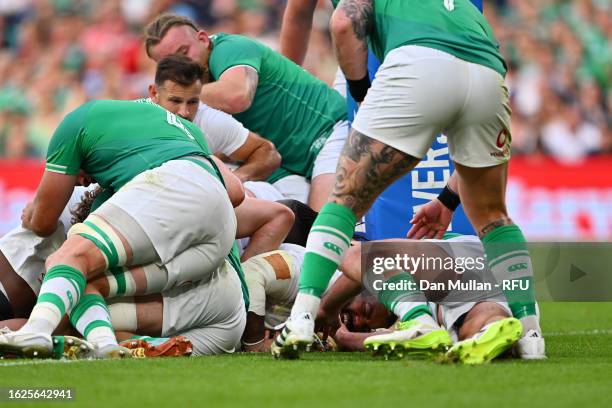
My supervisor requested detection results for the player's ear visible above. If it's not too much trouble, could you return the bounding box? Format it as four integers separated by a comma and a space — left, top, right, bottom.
148, 84, 159, 102
196, 30, 210, 47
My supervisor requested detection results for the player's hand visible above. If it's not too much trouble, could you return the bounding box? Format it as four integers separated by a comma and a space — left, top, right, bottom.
407, 198, 453, 240
21, 202, 35, 230
315, 308, 341, 339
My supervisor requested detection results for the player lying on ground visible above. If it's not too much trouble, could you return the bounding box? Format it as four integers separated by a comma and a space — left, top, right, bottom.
277, 0, 544, 360
335, 292, 521, 365
0, 100, 247, 359
240, 243, 351, 353
318, 236, 524, 364
144, 14, 349, 210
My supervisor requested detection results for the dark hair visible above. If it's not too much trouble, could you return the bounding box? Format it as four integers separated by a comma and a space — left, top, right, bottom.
144, 14, 199, 58
70, 186, 103, 225
155, 54, 205, 87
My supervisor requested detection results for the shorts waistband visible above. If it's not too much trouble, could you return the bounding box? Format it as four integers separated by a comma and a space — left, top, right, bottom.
177, 155, 217, 180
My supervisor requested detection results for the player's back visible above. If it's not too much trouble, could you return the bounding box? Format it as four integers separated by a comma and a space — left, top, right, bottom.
370, 0, 506, 76
46, 100, 212, 193
209, 33, 347, 181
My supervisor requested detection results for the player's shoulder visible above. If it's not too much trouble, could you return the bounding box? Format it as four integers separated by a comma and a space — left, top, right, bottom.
211, 32, 262, 53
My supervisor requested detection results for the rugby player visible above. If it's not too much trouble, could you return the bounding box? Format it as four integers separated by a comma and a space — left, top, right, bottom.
144, 54, 281, 184
275, 0, 544, 360
0, 186, 247, 357
0, 100, 246, 359
330, 236, 523, 364
143, 14, 349, 211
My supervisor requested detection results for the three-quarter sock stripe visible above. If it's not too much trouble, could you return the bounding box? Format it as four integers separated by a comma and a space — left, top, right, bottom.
309, 226, 351, 247
37, 293, 66, 317
84, 221, 119, 267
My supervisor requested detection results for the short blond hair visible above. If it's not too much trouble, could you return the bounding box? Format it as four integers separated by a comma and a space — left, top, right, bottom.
143, 14, 199, 58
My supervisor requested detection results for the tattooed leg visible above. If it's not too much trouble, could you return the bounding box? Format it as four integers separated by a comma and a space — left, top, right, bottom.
331, 130, 420, 218
285, 130, 421, 325
453, 161, 539, 324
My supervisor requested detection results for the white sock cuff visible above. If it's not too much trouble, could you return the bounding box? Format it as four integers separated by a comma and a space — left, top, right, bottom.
291, 292, 321, 319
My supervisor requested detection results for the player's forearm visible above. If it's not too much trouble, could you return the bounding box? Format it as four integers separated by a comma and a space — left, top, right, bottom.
320, 275, 363, 317
334, 330, 375, 351
330, 1, 371, 80
211, 156, 246, 208
280, 0, 317, 65
240, 210, 294, 261
447, 172, 459, 194
232, 142, 281, 182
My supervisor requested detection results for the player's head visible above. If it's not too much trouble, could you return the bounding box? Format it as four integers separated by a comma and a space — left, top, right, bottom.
341, 292, 395, 333
149, 54, 204, 122
144, 14, 211, 67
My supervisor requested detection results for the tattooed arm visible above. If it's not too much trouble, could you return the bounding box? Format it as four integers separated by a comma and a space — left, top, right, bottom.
201, 66, 259, 114
330, 0, 373, 81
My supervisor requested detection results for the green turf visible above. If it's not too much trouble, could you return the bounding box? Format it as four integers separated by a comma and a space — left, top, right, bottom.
2, 303, 612, 408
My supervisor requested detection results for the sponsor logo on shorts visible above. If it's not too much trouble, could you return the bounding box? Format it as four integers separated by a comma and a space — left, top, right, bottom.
496, 129, 509, 148
491, 129, 510, 158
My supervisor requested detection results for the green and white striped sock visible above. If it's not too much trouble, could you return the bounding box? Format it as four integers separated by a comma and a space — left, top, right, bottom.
19, 265, 86, 335
378, 272, 435, 325
292, 203, 356, 318
482, 224, 537, 320
69, 294, 117, 349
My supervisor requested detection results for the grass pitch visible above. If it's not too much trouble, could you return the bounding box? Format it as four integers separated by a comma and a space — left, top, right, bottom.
2, 302, 612, 408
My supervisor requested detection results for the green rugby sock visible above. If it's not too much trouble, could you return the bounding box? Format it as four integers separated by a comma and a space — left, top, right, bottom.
378, 273, 432, 322
482, 224, 537, 319
70, 294, 117, 349
292, 203, 356, 316
20, 265, 86, 335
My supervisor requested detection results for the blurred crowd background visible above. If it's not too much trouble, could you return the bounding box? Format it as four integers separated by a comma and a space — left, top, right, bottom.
0, 0, 610, 163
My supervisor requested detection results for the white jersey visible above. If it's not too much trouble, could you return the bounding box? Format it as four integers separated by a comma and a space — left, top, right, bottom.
192, 103, 249, 156
0, 186, 94, 293
134, 98, 249, 157
242, 243, 341, 329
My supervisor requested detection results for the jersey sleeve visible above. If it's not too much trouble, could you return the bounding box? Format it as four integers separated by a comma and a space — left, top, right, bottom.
45, 102, 92, 175
209, 35, 264, 79
194, 104, 249, 156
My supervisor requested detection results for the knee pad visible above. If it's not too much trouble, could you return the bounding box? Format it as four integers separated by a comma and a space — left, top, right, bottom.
68, 214, 127, 268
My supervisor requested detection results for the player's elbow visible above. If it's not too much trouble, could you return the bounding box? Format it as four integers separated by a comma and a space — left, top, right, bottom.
30, 220, 58, 237
269, 202, 296, 240
261, 139, 281, 169
226, 94, 253, 114
330, 10, 354, 40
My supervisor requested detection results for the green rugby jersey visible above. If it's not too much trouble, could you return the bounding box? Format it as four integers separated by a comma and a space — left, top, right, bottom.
45, 100, 213, 192
208, 33, 347, 183
369, 0, 506, 76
